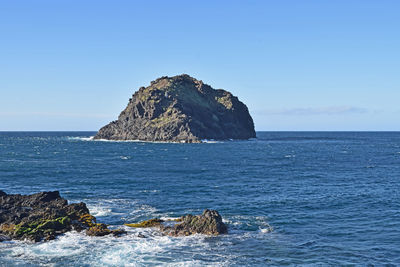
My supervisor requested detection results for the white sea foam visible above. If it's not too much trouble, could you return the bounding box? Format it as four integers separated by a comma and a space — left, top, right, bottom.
84, 138, 190, 144
139, 189, 160, 193
224, 215, 274, 234
159, 216, 181, 221
5, 231, 87, 263
259, 224, 274, 234
223, 218, 243, 226
88, 205, 113, 217
83, 198, 160, 223
259, 228, 271, 234
3, 228, 232, 266
1, 206, 260, 266
92, 138, 143, 143
68, 136, 223, 144
127, 204, 159, 218
201, 139, 222, 143
67, 136, 94, 141
0, 199, 244, 266
76, 199, 128, 220
89, 138, 186, 144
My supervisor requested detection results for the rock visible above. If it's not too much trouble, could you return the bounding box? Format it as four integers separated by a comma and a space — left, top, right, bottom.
124, 218, 164, 228
86, 223, 109, 236
86, 223, 127, 237
0, 191, 125, 242
110, 228, 127, 237
137, 233, 147, 238
162, 209, 228, 236
94, 74, 256, 142
125, 209, 228, 236
0, 234, 10, 242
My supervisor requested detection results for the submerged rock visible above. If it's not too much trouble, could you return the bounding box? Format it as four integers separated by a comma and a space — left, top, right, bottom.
0, 191, 125, 242
94, 74, 256, 142
125, 209, 228, 236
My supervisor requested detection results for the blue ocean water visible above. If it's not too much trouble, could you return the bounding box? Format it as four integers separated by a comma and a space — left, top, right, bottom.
0, 131, 399, 266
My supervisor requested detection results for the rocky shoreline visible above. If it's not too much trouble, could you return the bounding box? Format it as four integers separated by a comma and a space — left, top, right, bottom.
0, 191, 227, 242
0, 191, 125, 242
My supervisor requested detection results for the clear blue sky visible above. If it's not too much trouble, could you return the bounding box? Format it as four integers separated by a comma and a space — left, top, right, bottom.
0, 0, 399, 131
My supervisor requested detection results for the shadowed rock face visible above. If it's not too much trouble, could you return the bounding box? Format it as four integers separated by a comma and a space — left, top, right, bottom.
0, 191, 125, 242
94, 74, 256, 142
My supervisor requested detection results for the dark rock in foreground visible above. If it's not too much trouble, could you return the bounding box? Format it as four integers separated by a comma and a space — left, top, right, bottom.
125, 209, 228, 236
94, 74, 256, 142
0, 191, 125, 242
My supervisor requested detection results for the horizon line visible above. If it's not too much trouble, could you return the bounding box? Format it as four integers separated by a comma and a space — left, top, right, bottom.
0, 130, 399, 133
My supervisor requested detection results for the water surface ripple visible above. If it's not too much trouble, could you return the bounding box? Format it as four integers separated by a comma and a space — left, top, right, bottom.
0, 131, 399, 266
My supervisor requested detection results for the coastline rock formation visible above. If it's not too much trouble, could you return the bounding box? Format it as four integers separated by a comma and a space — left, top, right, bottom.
0, 191, 228, 242
94, 74, 256, 142
125, 209, 228, 236
0, 191, 125, 242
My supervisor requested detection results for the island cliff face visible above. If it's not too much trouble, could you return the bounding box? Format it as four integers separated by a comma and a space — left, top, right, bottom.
94, 74, 256, 142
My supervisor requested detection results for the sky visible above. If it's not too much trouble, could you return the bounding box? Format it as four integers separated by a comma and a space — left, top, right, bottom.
0, 0, 399, 131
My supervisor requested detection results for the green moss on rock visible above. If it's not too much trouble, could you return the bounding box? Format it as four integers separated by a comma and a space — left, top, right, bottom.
12, 216, 72, 241
125, 218, 164, 228
0, 191, 126, 242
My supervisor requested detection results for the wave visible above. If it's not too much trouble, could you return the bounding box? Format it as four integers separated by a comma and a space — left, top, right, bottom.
68, 136, 227, 144
201, 139, 223, 143
87, 205, 114, 217
139, 189, 160, 193
0, 199, 273, 266
67, 136, 151, 143
2, 229, 233, 266
284, 155, 296, 158
67, 136, 94, 141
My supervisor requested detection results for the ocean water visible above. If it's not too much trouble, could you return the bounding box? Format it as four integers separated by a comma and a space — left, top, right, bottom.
0, 131, 399, 266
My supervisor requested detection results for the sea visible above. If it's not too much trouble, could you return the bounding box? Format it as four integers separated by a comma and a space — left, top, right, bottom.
0, 131, 399, 266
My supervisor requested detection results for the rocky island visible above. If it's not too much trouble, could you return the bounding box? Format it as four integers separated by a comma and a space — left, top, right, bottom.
94, 74, 256, 142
